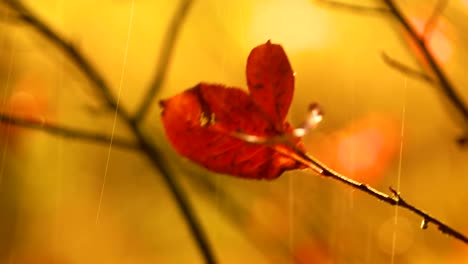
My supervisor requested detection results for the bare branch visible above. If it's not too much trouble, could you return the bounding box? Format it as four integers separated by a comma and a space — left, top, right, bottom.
6, 0, 467, 258
3, 0, 132, 121
295, 150, 468, 244
315, 0, 391, 14
0, 113, 138, 150
320, 0, 468, 137
3, 1, 216, 262
381, 52, 435, 84
456, 134, 468, 145
135, 0, 193, 122
382, 0, 468, 127
423, 0, 449, 39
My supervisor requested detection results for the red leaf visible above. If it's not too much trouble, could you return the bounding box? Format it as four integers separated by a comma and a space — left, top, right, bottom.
160, 41, 305, 179
246, 40, 294, 131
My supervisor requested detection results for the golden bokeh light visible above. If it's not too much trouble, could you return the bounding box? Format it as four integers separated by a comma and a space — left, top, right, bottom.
248, 0, 333, 52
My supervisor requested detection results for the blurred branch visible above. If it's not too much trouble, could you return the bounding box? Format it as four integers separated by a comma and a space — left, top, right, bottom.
315, 0, 390, 14
457, 135, 468, 145
317, 0, 468, 137
186, 169, 298, 262
134, 0, 193, 122
2, 0, 131, 120
3, 1, 216, 263
382, 0, 468, 127
423, 0, 449, 39
0, 113, 138, 150
381, 52, 435, 84
293, 149, 468, 244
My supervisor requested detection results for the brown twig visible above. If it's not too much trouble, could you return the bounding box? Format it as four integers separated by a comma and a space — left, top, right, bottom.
134, 0, 193, 122
423, 0, 449, 39
382, 0, 468, 124
3, 0, 130, 120
0, 113, 138, 149
316, 0, 390, 14
312, 0, 468, 244
316, 0, 468, 137
381, 51, 435, 84
294, 149, 468, 244
2, 1, 216, 262
6, 0, 467, 260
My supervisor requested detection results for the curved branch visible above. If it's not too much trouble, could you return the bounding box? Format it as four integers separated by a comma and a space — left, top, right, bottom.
382, 0, 468, 124
0, 113, 138, 150
317, 0, 468, 135
423, 0, 449, 39
3, 1, 216, 262
294, 149, 468, 244
3, 0, 131, 121
135, 0, 193, 122
381, 52, 435, 84
316, 0, 390, 14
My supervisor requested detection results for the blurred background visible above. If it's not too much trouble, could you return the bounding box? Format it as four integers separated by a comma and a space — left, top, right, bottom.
0, 0, 467, 263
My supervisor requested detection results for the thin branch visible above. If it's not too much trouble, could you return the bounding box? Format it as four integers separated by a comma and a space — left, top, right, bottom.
315, 0, 391, 15
457, 135, 468, 145
187, 169, 307, 262
3, 0, 131, 120
3, 1, 216, 262
382, 0, 468, 124
318, 0, 468, 135
423, 0, 449, 39
294, 149, 468, 244
0, 113, 138, 150
134, 0, 193, 122
130, 126, 216, 263
381, 52, 435, 84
